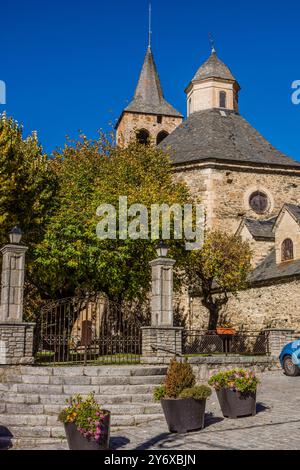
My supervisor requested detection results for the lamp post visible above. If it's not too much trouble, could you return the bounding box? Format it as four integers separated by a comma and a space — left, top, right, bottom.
9, 226, 23, 245
155, 240, 168, 258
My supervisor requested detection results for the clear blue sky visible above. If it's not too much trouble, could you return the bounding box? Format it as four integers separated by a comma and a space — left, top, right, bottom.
1, 0, 300, 160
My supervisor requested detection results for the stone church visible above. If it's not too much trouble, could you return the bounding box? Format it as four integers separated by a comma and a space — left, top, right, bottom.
116, 44, 300, 332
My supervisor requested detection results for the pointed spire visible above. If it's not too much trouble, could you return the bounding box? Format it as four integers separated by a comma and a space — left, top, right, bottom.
191, 49, 237, 83
125, 47, 182, 117
148, 3, 152, 49
208, 33, 216, 54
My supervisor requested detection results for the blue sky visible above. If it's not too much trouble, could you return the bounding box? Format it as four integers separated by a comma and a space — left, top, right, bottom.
1, 0, 299, 159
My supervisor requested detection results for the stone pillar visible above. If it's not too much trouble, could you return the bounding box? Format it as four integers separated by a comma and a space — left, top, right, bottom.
265, 328, 295, 357
0, 243, 35, 365
0, 244, 28, 322
142, 255, 183, 364
150, 257, 176, 327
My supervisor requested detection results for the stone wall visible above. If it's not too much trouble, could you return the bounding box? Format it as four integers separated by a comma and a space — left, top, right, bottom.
274, 210, 300, 264
189, 356, 279, 383
174, 163, 300, 235
238, 224, 274, 267
183, 279, 300, 332
141, 326, 183, 364
0, 323, 35, 365
116, 112, 182, 147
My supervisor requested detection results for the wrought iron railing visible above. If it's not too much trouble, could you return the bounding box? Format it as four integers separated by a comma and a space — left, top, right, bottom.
182, 330, 269, 356
35, 295, 146, 365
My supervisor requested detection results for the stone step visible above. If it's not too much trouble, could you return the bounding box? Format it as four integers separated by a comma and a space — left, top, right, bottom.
0, 404, 162, 425
14, 366, 167, 378
3, 414, 164, 439
1, 393, 157, 410
11, 383, 158, 395
12, 438, 67, 450
1, 401, 161, 417
4, 374, 164, 386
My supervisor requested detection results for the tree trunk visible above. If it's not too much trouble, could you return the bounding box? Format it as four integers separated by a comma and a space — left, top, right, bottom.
208, 305, 219, 332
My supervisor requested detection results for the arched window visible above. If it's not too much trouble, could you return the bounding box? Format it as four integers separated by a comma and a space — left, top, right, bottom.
249, 191, 269, 214
136, 129, 150, 146
281, 239, 294, 262
156, 131, 169, 145
219, 91, 227, 108
188, 98, 192, 115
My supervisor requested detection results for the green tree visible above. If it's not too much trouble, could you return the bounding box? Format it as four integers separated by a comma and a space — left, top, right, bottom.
34, 135, 191, 303
185, 231, 252, 331
0, 115, 57, 320
0, 116, 56, 248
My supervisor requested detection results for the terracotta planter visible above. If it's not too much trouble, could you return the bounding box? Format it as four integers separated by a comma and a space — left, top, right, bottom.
161, 398, 206, 433
216, 328, 236, 335
64, 411, 111, 450
216, 388, 256, 419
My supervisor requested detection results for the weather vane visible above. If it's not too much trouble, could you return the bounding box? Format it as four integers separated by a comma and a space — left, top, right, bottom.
208, 33, 216, 53
148, 3, 152, 48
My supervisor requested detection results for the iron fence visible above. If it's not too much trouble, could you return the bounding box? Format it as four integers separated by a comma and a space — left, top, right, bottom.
35, 295, 147, 365
182, 330, 269, 356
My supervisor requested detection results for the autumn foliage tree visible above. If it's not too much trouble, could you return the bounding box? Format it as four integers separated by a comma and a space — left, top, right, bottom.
185, 231, 252, 331
34, 134, 191, 303
0, 116, 56, 248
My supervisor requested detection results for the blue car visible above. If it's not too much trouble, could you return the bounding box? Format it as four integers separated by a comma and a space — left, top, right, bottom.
279, 339, 300, 376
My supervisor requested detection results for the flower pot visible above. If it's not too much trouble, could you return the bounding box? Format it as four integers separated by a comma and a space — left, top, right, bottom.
216, 388, 256, 419
64, 411, 111, 450
216, 328, 236, 335
161, 398, 206, 433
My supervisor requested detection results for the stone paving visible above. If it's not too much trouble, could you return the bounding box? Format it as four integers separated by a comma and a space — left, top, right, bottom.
20, 371, 300, 450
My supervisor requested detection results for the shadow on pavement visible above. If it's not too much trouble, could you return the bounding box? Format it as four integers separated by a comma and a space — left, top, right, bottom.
110, 436, 130, 450
256, 402, 271, 414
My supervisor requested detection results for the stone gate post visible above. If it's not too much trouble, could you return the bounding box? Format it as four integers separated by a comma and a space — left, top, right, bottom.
142, 243, 183, 364
0, 228, 35, 365
265, 328, 295, 358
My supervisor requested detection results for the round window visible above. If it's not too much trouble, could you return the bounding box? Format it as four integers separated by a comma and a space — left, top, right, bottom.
249, 191, 269, 214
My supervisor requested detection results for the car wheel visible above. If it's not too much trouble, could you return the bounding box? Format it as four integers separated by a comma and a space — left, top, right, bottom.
283, 355, 300, 377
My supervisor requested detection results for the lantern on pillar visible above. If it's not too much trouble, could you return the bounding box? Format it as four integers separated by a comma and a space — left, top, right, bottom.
155, 240, 168, 258
9, 226, 23, 245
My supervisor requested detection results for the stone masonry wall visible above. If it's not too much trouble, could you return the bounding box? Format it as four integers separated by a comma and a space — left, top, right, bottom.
183, 279, 300, 332
238, 225, 274, 267
174, 164, 300, 235
0, 323, 35, 365
116, 112, 182, 147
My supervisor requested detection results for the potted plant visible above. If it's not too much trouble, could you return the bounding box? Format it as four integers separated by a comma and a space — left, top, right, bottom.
216, 322, 236, 335
154, 358, 211, 433
58, 392, 110, 450
208, 368, 260, 419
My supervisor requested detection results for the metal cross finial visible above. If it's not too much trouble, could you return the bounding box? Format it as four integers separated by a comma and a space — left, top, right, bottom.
148, 3, 152, 48
208, 32, 216, 53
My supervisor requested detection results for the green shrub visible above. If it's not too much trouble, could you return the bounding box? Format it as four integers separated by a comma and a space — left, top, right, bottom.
164, 358, 196, 399
179, 385, 212, 400
208, 369, 260, 394
153, 385, 166, 401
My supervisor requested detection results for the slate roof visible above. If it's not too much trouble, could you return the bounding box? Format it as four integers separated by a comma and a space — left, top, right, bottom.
124, 47, 182, 118
284, 204, 300, 224
250, 249, 300, 283
244, 218, 276, 240
160, 108, 300, 168
191, 51, 237, 83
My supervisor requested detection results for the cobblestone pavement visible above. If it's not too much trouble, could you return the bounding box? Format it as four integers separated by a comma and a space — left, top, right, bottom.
109, 371, 300, 451
24, 371, 300, 450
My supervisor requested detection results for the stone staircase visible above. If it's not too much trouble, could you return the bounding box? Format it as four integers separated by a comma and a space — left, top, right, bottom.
0, 365, 167, 449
